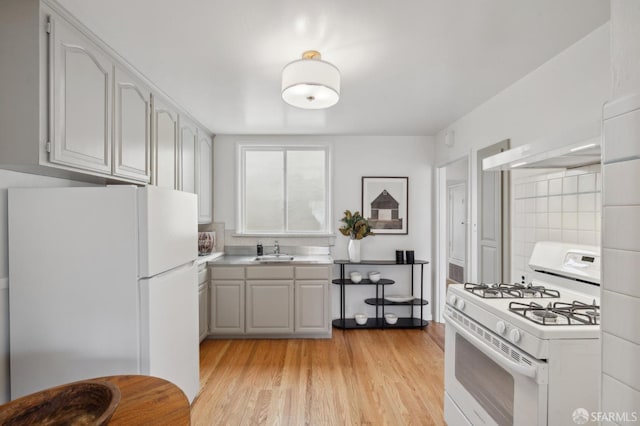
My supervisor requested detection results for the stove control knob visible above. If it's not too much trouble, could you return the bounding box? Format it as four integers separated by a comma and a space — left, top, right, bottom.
509, 329, 521, 344
496, 321, 507, 335
448, 295, 457, 305
455, 299, 466, 311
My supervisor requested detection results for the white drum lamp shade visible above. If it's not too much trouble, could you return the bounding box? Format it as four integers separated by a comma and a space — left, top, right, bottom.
282, 51, 340, 109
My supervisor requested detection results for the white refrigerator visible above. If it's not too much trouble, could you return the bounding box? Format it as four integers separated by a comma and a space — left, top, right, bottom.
8, 186, 200, 402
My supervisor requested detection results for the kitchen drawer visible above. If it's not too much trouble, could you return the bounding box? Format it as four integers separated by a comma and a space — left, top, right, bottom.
210, 266, 245, 280
198, 267, 208, 285
295, 266, 330, 280
246, 266, 293, 280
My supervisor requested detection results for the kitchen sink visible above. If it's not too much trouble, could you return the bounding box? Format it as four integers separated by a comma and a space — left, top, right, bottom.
253, 254, 295, 263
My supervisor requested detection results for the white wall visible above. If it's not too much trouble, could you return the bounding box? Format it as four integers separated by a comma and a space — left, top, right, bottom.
601, 0, 640, 417
433, 23, 611, 283
213, 135, 435, 320
0, 169, 91, 403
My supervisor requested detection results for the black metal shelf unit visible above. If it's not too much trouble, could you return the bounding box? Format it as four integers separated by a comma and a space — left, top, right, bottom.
332, 259, 429, 330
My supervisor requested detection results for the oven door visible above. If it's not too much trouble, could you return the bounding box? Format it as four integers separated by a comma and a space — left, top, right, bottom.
444, 307, 548, 426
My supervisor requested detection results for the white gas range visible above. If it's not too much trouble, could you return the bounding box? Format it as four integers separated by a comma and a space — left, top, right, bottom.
444, 241, 601, 426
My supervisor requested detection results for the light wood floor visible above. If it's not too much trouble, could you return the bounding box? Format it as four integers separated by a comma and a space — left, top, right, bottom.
191, 323, 446, 425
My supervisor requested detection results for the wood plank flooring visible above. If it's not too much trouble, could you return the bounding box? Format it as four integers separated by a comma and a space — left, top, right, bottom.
191, 322, 446, 425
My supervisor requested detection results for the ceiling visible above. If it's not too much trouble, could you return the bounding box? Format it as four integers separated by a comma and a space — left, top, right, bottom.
56, 0, 609, 136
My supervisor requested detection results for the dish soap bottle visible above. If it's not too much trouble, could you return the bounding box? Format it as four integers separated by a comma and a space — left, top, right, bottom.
257, 241, 263, 256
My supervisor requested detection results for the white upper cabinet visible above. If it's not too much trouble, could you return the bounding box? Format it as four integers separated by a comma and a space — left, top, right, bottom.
197, 130, 213, 224
113, 66, 151, 182
49, 14, 112, 174
153, 97, 179, 189
179, 117, 198, 194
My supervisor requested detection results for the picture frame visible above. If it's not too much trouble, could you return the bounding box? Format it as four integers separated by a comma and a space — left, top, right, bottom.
361, 176, 408, 235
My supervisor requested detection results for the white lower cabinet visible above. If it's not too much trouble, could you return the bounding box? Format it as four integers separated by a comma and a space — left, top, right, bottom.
209, 267, 245, 335
209, 264, 330, 337
294, 266, 331, 334
246, 280, 294, 334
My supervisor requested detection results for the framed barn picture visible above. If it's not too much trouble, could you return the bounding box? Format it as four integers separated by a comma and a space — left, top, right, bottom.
361, 176, 408, 235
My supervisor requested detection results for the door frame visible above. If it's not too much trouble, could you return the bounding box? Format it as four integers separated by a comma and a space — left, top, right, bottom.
435, 154, 471, 322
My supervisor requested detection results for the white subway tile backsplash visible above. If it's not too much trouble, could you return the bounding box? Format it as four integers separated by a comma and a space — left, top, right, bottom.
601, 289, 640, 344
563, 212, 578, 230
548, 229, 562, 241
563, 175, 578, 193
578, 212, 595, 231
525, 198, 536, 212
603, 248, 640, 297
535, 228, 548, 241
548, 178, 563, 195
603, 159, 640, 206
536, 197, 548, 212
525, 213, 536, 228
535, 213, 548, 228
578, 173, 596, 193
548, 212, 562, 229
603, 206, 640, 251
563, 194, 578, 211
578, 231, 598, 246
536, 180, 548, 196
562, 229, 578, 243
602, 333, 640, 392
578, 193, 596, 212
512, 168, 602, 280
548, 196, 562, 212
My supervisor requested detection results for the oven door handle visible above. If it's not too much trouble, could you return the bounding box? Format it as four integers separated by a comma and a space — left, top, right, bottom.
444, 312, 538, 380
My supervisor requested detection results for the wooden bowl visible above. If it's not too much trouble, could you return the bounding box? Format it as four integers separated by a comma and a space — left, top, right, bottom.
0, 380, 121, 426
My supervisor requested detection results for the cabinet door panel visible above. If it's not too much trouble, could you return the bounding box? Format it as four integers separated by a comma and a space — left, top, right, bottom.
50, 16, 111, 173
198, 283, 208, 342
210, 280, 244, 334
197, 131, 213, 224
113, 66, 150, 181
295, 280, 330, 333
180, 118, 197, 193
153, 98, 178, 189
246, 280, 293, 333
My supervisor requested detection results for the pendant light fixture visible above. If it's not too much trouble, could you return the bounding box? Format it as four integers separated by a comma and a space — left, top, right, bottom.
281, 50, 340, 109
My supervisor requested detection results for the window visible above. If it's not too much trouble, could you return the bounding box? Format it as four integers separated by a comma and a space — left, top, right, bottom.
238, 144, 331, 234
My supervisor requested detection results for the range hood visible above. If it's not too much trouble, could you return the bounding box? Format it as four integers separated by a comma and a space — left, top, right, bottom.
482, 122, 601, 171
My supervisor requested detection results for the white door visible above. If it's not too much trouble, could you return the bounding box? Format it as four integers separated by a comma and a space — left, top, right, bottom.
448, 183, 466, 270
139, 263, 199, 403
49, 15, 112, 174
477, 141, 510, 283
113, 66, 151, 182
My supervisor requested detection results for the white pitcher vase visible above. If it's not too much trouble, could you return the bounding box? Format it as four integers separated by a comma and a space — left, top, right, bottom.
348, 239, 361, 263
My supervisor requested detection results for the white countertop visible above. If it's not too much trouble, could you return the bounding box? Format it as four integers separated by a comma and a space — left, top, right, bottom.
209, 254, 333, 266
195, 252, 224, 265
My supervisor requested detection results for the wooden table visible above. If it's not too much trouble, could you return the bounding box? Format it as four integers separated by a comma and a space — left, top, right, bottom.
96, 375, 191, 425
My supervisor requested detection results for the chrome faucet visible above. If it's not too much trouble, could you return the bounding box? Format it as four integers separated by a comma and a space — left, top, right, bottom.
273, 240, 280, 255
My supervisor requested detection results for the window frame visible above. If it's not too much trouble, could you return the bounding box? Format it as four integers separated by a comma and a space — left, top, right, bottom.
236, 143, 333, 236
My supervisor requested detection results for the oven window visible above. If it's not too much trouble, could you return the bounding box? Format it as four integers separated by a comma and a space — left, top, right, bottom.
455, 334, 514, 425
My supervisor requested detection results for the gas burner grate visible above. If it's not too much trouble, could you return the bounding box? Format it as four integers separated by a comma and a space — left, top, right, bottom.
508, 300, 600, 326
464, 282, 561, 299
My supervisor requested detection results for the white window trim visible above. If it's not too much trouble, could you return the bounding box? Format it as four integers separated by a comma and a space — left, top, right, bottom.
235, 142, 333, 236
